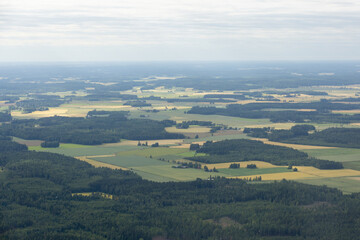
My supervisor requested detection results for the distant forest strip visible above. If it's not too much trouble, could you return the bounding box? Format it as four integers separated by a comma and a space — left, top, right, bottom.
186, 139, 343, 169
188, 101, 360, 123
0, 112, 12, 122
245, 126, 360, 148
0, 137, 359, 239
0, 111, 184, 145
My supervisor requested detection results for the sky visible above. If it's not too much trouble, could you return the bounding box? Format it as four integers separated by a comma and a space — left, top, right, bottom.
0, 0, 360, 62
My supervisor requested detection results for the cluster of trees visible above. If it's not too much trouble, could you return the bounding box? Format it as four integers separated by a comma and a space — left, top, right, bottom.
40, 141, 60, 148
238, 176, 262, 181
0, 111, 184, 145
123, 100, 152, 107
176, 120, 213, 129
187, 139, 343, 169
173, 161, 202, 169
229, 163, 240, 168
203, 166, 218, 172
246, 164, 257, 169
0, 129, 359, 238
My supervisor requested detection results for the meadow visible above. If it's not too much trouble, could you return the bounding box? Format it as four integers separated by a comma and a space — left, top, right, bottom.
8, 86, 360, 193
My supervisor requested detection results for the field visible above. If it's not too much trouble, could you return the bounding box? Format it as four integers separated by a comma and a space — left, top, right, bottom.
12, 86, 360, 193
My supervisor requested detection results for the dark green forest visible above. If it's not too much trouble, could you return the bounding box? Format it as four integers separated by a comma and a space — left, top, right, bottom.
188, 101, 360, 123
188, 139, 343, 169
0, 138, 359, 239
0, 111, 184, 145
245, 126, 360, 148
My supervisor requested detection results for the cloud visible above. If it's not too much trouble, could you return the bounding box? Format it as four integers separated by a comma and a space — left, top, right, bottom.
0, 0, 360, 61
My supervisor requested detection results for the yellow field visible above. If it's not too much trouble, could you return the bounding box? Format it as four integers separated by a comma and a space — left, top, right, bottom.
333, 110, 360, 114
228, 166, 360, 181
295, 166, 360, 178
76, 156, 129, 170
253, 138, 337, 150
165, 126, 211, 133
12, 108, 69, 118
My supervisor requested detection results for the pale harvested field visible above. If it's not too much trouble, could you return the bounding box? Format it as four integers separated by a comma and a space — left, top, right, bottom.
204, 161, 281, 169
165, 126, 211, 133
226, 161, 360, 181
76, 156, 129, 170
104, 139, 184, 147
12, 108, 68, 118
253, 138, 337, 150
229, 167, 360, 181
333, 110, 360, 114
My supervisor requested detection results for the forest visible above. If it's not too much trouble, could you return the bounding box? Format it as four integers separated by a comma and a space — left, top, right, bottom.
244, 126, 360, 148
0, 111, 184, 145
0, 137, 359, 239
187, 139, 343, 169
188, 102, 360, 123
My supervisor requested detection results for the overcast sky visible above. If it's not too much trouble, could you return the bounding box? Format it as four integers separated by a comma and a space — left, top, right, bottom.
0, 0, 359, 62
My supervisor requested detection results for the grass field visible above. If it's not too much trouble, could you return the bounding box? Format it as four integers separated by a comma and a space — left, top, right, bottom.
76, 156, 128, 170
297, 177, 360, 194
165, 126, 211, 133
29, 144, 140, 157
303, 148, 360, 162
218, 167, 292, 176
94, 155, 170, 168
115, 147, 189, 158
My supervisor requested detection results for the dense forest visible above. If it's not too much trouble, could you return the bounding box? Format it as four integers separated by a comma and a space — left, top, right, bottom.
244, 126, 360, 148
187, 139, 343, 169
188, 101, 360, 123
0, 138, 359, 239
0, 111, 184, 145
0, 112, 12, 122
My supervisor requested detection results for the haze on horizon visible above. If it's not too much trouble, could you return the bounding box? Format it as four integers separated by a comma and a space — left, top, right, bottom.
1, 0, 360, 62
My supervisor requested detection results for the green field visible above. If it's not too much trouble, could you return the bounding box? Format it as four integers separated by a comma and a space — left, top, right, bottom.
343, 161, 360, 171
94, 155, 169, 168
303, 148, 360, 163
116, 147, 189, 158
29, 144, 140, 157
218, 167, 292, 177
297, 177, 360, 194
